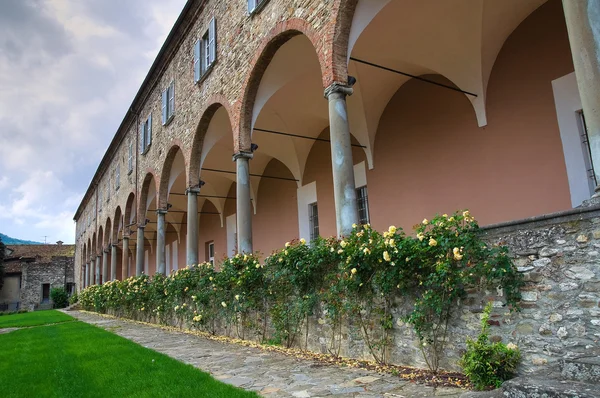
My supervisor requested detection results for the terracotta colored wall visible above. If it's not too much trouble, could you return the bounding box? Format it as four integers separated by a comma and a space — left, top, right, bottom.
362, 0, 573, 233
252, 159, 300, 257
198, 193, 230, 266
303, 128, 368, 239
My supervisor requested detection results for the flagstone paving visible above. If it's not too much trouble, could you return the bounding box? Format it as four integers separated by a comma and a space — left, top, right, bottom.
68, 311, 466, 398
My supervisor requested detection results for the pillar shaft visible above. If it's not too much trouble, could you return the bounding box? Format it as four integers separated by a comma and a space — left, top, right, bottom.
101, 251, 108, 284
186, 188, 200, 265
95, 255, 101, 285
156, 210, 167, 275
89, 258, 94, 286
563, 0, 600, 194
84, 263, 89, 288
325, 83, 359, 236
122, 236, 130, 280
136, 226, 145, 276
234, 152, 253, 254
111, 244, 117, 281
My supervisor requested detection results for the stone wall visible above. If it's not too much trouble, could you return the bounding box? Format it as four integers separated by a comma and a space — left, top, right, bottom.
21, 256, 75, 310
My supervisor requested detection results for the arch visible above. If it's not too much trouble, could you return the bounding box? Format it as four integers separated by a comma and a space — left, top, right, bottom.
138, 171, 159, 224
124, 192, 136, 233
237, 19, 329, 152
158, 144, 189, 209
88, 237, 93, 259
97, 226, 104, 253
113, 206, 122, 243
189, 96, 234, 187
104, 218, 112, 247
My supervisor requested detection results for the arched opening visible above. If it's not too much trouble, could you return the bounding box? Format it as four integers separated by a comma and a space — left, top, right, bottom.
139, 173, 158, 275
159, 145, 188, 273
124, 192, 137, 277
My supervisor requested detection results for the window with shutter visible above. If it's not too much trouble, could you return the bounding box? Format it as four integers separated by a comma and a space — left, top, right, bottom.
161, 85, 174, 125
146, 113, 152, 145
248, 0, 268, 14
161, 89, 168, 125
209, 18, 216, 65
193, 40, 201, 82
139, 122, 145, 154
140, 114, 152, 154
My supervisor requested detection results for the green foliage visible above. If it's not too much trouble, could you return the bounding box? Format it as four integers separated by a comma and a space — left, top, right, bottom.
78, 210, 523, 373
0, 235, 5, 290
50, 287, 69, 309
69, 291, 79, 305
405, 211, 523, 372
460, 303, 521, 390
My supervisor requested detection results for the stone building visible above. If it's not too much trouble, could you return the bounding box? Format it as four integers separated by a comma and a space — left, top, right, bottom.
0, 243, 75, 311
73, 0, 600, 288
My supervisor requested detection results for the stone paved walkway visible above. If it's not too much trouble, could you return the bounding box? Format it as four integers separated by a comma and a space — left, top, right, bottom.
68, 311, 465, 398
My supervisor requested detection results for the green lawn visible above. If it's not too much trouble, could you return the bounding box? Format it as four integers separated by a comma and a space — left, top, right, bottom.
0, 318, 258, 398
0, 310, 74, 328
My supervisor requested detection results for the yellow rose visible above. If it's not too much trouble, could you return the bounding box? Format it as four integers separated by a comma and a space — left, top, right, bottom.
337, 249, 344, 254
235, 295, 240, 300
422, 219, 429, 225
352, 223, 357, 229
363, 248, 371, 255
388, 225, 397, 234
389, 239, 396, 247
221, 302, 227, 308
417, 232, 425, 242
453, 247, 463, 260
278, 257, 283, 262
506, 343, 518, 351
340, 240, 347, 248
285, 242, 290, 248
383, 251, 391, 262
463, 210, 470, 217
429, 238, 437, 247
443, 214, 448, 218
351, 268, 357, 274
300, 238, 306, 245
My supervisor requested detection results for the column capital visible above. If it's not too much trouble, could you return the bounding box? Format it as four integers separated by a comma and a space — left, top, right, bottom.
111, 243, 118, 248
186, 186, 201, 195
103, 248, 109, 254
156, 209, 168, 215
233, 151, 253, 162
324, 82, 353, 99
137, 224, 146, 229
122, 235, 130, 241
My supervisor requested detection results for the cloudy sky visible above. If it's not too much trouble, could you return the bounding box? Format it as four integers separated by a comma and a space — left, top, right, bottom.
0, 0, 186, 244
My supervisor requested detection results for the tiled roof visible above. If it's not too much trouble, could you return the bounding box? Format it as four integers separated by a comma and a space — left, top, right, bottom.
5, 244, 75, 263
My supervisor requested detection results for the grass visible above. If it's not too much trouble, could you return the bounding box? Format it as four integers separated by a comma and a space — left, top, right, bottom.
0, 310, 74, 328
0, 317, 258, 397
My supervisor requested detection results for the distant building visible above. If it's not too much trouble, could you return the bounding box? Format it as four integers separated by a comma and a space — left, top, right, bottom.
0, 243, 75, 311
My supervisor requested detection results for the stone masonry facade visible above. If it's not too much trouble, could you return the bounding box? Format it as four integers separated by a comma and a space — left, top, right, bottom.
21, 256, 75, 310
74, 0, 359, 285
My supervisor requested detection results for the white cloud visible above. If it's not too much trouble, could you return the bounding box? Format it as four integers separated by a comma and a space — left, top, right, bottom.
0, 0, 186, 243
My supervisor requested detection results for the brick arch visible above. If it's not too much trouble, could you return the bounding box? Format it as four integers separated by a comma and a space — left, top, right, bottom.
189, 95, 234, 187
158, 143, 189, 209
113, 206, 122, 243
124, 192, 136, 235
104, 217, 112, 247
138, 170, 160, 225
236, 18, 330, 153
327, 0, 360, 87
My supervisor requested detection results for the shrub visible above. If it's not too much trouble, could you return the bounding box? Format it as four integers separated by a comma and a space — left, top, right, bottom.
50, 287, 69, 309
69, 291, 79, 305
460, 303, 521, 390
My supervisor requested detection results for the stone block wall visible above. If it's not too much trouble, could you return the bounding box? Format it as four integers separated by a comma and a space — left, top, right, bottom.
21, 256, 75, 310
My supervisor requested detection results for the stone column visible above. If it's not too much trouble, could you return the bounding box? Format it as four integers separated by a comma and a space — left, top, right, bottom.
563, 0, 600, 195
95, 255, 101, 285
233, 151, 253, 253
102, 249, 108, 284
89, 257, 94, 286
110, 244, 117, 281
324, 82, 359, 236
156, 209, 167, 275
84, 263, 89, 288
186, 187, 200, 266
122, 236, 130, 280
136, 226, 145, 276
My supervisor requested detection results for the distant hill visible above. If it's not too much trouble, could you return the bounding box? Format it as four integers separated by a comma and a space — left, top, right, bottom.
0, 233, 43, 245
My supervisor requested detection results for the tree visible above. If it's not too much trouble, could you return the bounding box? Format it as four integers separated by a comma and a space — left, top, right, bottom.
0, 235, 5, 290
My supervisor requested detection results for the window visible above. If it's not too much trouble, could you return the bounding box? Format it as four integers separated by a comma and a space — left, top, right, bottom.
309, 202, 319, 241
356, 186, 370, 225
194, 18, 216, 82
206, 241, 215, 266
140, 114, 152, 154
248, 0, 268, 14
161, 82, 175, 125
128, 141, 133, 174
577, 110, 597, 193
115, 165, 120, 190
